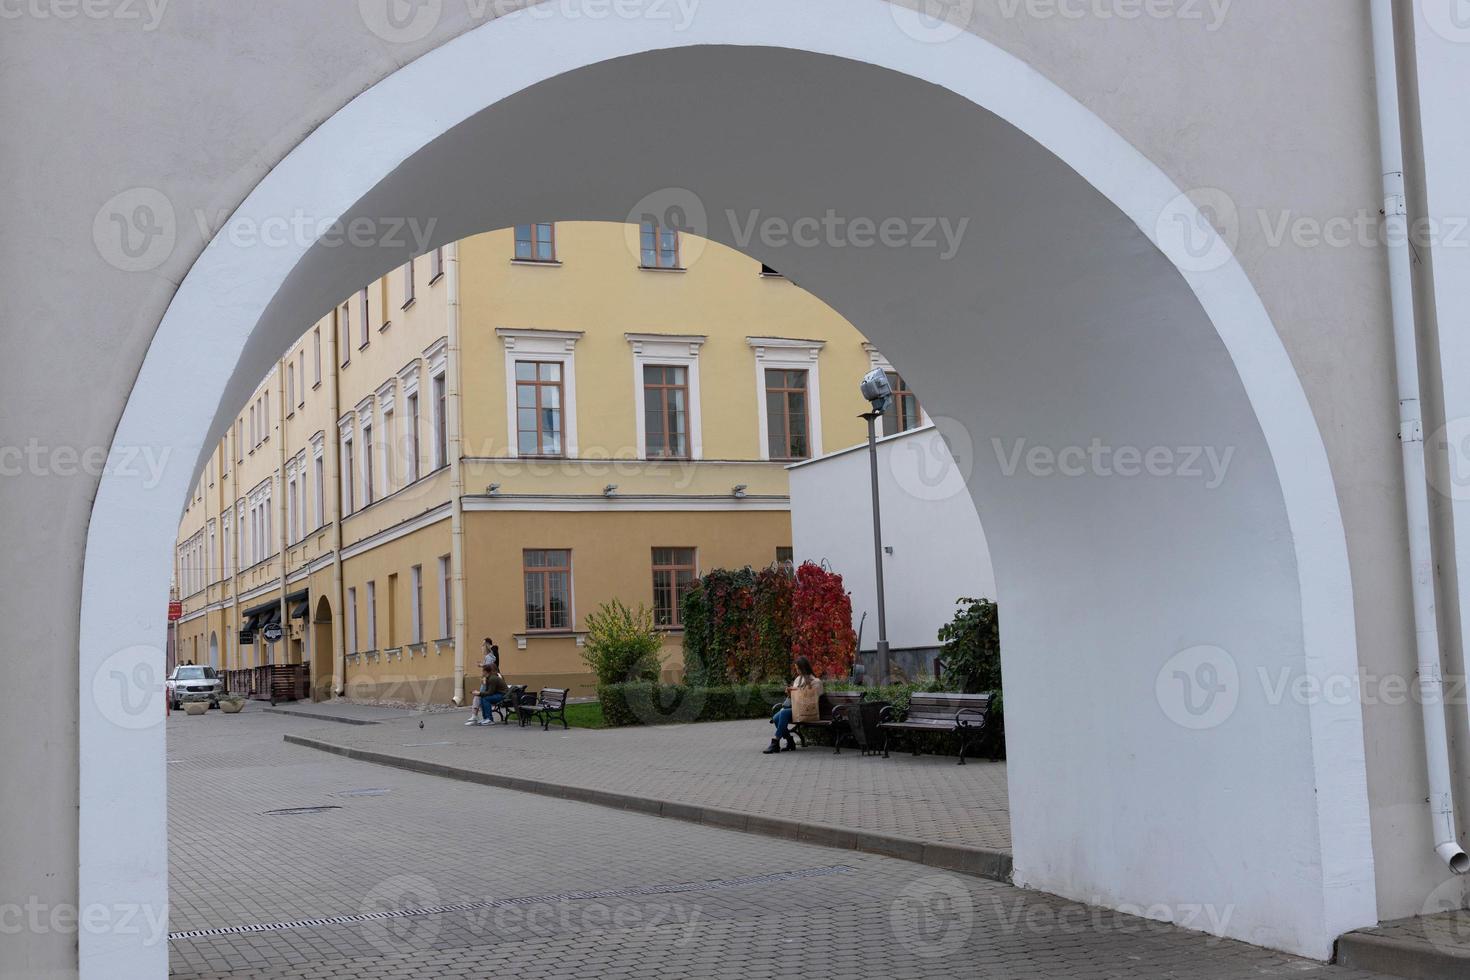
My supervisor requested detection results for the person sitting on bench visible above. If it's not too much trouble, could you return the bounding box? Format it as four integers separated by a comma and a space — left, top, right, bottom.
765, 656, 821, 754
475, 664, 508, 726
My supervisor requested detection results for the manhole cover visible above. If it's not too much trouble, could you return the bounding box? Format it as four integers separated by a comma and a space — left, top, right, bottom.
263, 805, 343, 816
403, 741, 452, 747
337, 788, 392, 797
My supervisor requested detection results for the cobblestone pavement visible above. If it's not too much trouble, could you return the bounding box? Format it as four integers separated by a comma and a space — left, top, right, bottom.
263, 701, 1013, 852
166, 706, 1396, 979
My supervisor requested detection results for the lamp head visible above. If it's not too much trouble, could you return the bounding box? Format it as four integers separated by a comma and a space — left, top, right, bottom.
860, 368, 893, 411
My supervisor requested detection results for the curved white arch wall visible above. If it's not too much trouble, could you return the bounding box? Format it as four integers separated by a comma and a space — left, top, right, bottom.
80, 2, 1375, 974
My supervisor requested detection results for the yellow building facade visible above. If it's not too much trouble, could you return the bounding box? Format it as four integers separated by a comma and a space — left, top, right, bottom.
171, 222, 918, 703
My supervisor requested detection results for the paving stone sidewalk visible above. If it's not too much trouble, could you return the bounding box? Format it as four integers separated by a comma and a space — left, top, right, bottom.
277, 700, 1013, 853
167, 708, 1394, 980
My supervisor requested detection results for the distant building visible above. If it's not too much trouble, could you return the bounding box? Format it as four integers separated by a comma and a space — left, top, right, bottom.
171, 222, 917, 701
789, 424, 996, 681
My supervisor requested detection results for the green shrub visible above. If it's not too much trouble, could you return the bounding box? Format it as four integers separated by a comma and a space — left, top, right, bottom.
938, 597, 1001, 706
598, 682, 786, 728
581, 599, 662, 687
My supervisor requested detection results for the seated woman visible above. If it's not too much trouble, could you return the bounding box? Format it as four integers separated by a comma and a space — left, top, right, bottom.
765, 656, 821, 754
475, 664, 509, 726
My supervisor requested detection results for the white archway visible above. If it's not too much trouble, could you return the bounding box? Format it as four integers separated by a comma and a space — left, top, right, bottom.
80, 2, 1374, 974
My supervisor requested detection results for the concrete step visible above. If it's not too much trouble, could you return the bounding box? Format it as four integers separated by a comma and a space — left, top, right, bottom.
1336, 912, 1470, 979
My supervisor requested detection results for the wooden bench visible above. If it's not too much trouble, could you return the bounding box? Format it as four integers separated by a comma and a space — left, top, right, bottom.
516, 687, 570, 730
772, 691, 867, 753
487, 684, 530, 725
879, 692, 993, 765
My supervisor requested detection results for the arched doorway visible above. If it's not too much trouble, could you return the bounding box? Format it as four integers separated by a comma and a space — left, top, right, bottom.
79, 4, 1373, 973
311, 596, 333, 703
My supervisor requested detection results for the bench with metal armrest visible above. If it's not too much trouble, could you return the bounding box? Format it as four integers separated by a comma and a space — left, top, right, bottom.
516, 687, 570, 730
769, 690, 866, 753
878, 692, 993, 765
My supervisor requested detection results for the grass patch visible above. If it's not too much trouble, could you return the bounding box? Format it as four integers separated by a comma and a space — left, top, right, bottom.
563, 701, 606, 729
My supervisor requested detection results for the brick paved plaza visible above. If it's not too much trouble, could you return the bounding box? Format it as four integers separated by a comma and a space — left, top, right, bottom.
165, 706, 1397, 979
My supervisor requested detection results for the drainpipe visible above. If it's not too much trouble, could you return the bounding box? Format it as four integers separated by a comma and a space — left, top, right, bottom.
447, 241, 468, 705
276, 359, 290, 669
328, 317, 347, 696
1371, 0, 1469, 874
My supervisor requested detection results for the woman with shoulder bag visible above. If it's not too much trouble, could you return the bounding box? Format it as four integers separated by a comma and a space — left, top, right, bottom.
765, 656, 822, 754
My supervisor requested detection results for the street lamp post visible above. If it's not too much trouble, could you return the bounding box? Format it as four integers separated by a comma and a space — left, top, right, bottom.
859, 369, 893, 685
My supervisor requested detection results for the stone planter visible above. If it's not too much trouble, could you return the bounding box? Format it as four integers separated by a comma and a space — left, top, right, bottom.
182, 701, 208, 716
219, 700, 244, 714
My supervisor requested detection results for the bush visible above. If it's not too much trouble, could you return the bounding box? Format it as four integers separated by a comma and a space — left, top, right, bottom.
599, 682, 786, 728
938, 597, 1001, 705
581, 599, 662, 687
792, 562, 857, 679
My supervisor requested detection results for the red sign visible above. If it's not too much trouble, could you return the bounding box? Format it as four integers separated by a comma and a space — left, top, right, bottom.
168, 601, 183, 622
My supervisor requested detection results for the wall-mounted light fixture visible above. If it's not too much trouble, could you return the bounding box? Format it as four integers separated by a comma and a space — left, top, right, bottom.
732, 484, 748, 498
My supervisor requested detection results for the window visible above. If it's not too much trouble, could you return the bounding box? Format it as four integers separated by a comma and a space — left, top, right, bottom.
430, 246, 444, 282
381, 404, 396, 493
361, 418, 375, 506
404, 391, 420, 483
410, 565, 423, 644
639, 217, 680, 269
341, 430, 355, 516
514, 223, 556, 262
313, 327, 322, 385
765, 368, 810, 460
222, 515, 231, 578
776, 546, 794, 567
286, 362, 296, 415
365, 580, 377, 650
313, 447, 325, 529
339, 304, 351, 366
298, 350, 306, 407
432, 372, 448, 469
652, 548, 697, 627
642, 365, 689, 459
358, 288, 370, 348
235, 420, 243, 463
523, 549, 571, 631
759, 263, 783, 277
285, 468, 297, 543
402, 260, 415, 307
515, 361, 564, 457
438, 555, 452, 638
881, 372, 923, 434
347, 587, 358, 653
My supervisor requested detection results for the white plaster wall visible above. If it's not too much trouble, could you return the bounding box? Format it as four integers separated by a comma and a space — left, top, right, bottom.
789, 426, 996, 654
0, 2, 1452, 976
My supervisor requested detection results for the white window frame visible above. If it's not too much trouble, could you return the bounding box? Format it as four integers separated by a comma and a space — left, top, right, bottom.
410, 564, 423, 644
298, 350, 307, 408
402, 259, 415, 308
313, 327, 322, 386
311, 433, 326, 530
425, 338, 448, 470
626, 333, 706, 461
357, 397, 375, 507
437, 554, 451, 639
338, 416, 355, 516
497, 328, 583, 458
286, 361, 296, 417
235, 500, 245, 572
748, 337, 826, 461
399, 359, 421, 484
347, 587, 358, 654
357, 287, 370, 348
366, 580, 377, 650
285, 461, 298, 545
377, 380, 397, 495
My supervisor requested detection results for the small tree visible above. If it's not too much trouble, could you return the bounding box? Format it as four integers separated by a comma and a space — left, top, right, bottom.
582, 599, 662, 686
792, 561, 857, 679
938, 597, 1001, 698
750, 564, 795, 682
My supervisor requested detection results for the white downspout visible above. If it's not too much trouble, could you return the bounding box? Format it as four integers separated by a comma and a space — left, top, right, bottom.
1370, 0, 1468, 874
447, 241, 468, 706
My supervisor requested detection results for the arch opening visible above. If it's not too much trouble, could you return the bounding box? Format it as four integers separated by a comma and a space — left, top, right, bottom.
80, 5, 1374, 975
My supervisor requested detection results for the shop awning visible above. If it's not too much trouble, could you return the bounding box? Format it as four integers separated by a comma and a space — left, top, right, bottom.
289, 599, 309, 621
